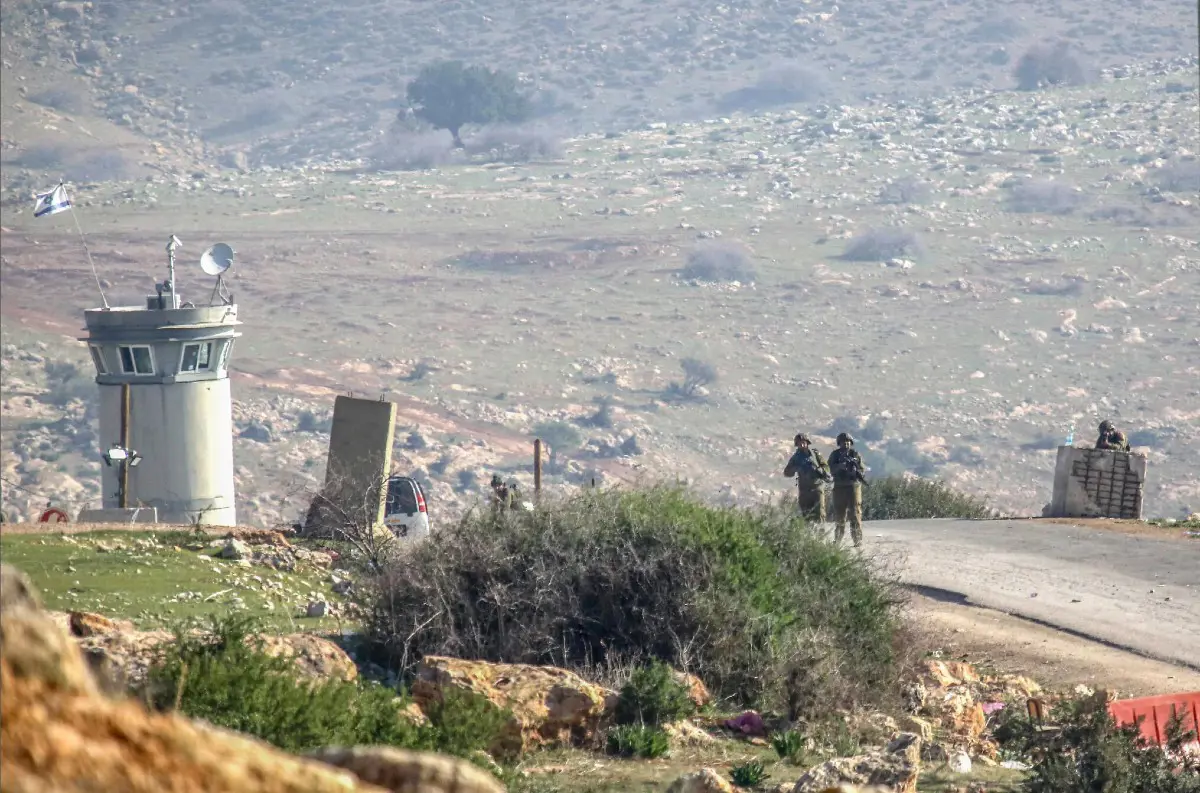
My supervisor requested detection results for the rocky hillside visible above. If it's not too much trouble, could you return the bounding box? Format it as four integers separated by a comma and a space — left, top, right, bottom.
1, 0, 1197, 177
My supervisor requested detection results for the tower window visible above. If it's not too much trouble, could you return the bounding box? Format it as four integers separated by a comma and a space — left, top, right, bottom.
118, 345, 155, 375
89, 345, 108, 375
180, 342, 213, 373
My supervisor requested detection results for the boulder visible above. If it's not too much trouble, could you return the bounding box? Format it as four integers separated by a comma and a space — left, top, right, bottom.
896, 715, 933, 743
308, 747, 504, 793
791, 733, 921, 793
411, 656, 616, 756
672, 668, 712, 709
923, 660, 979, 688
76, 627, 173, 688
665, 767, 736, 793
664, 719, 719, 747
79, 628, 358, 689
931, 687, 986, 745
257, 633, 358, 682
68, 610, 135, 637
0, 566, 389, 793
221, 538, 252, 560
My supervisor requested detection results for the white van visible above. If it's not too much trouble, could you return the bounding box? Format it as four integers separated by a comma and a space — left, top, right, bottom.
383, 475, 431, 539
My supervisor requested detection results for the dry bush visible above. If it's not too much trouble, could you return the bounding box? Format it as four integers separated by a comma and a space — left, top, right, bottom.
970, 14, 1026, 43
1014, 41, 1090, 90
680, 240, 757, 282
465, 125, 562, 162
27, 88, 87, 114
1006, 179, 1087, 214
67, 150, 132, 183
715, 65, 826, 114
1088, 204, 1194, 227
365, 486, 905, 716
371, 130, 457, 171
16, 144, 68, 170
840, 228, 923, 261
1154, 161, 1200, 193
878, 176, 931, 205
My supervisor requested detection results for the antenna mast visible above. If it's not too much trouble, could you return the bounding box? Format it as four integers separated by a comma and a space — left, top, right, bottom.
165, 235, 182, 308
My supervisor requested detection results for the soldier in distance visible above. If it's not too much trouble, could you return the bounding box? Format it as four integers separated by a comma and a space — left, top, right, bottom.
489, 474, 510, 512
783, 433, 831, 524
1094, 420, 1131, 452
827, 432, 866, 547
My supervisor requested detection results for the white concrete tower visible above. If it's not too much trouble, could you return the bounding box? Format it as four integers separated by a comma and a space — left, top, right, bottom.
80, 237, 241, 526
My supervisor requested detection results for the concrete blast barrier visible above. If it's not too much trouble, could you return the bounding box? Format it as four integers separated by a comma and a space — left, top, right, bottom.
315, 396, 398, 529
1049, 446, 1147, 519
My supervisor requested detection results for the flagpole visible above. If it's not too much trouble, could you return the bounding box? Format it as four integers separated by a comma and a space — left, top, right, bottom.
62, 182, 109, 309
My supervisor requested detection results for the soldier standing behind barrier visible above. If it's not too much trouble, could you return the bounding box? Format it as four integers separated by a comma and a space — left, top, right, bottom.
827, 432, 866, 547
783, 433, 831, 524
1094, 420, 1131, 452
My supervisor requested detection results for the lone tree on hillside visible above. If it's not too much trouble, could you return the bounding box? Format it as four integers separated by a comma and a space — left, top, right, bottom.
405, 61, 531, 148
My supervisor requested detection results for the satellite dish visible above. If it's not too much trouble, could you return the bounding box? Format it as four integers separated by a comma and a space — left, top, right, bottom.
200, 243, 234, 276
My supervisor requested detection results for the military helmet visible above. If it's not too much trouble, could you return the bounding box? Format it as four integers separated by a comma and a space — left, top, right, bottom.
836, 432, 854, 445
491, 474, 503, 487
1099, 420, 1114, 432
794, 433, 810, 445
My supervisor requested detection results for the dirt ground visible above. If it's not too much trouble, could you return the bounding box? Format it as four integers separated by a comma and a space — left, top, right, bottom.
909, 592, 1200, 697
1030, 517, 1198, 542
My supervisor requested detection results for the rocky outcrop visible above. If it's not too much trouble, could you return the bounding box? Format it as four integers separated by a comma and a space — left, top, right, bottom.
912, 659, 1043, 758
0, 564, 499, 793
790, 733, 922, 793
74, 622, 357, 689
665, 767, 736, 793
412, 655, 617, 756
672, 668, 712, 709
68, 610, 135, 637
308, 747, 503, 793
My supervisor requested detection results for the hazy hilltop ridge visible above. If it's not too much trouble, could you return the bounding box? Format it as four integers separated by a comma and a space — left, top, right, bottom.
1, 1, 1199, 525
1, 0, 1198, 173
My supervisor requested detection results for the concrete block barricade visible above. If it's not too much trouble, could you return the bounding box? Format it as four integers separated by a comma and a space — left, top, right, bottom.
1049, 446, 1146, 519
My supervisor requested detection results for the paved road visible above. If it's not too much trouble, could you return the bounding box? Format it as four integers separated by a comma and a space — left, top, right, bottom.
866, 519, 1200, 671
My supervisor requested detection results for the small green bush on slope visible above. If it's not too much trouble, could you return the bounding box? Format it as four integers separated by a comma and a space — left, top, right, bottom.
145, 616, 508, 758
861, 475, 992, 520
368, 486, 905, 717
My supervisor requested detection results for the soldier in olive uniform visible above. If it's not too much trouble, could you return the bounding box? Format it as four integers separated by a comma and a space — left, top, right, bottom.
827, 432, 866, 547
489, 474, 511, 512
1094, 420, 1131, 452
783, 433, 831, 523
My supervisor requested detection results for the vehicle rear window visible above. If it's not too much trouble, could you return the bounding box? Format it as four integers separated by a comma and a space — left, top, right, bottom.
386, 479, 418, 514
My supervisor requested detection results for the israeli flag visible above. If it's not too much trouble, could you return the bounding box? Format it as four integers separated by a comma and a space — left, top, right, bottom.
33, 184, 71, 217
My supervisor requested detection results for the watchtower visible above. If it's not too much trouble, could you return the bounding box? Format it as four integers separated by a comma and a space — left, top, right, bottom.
80, 237, 241, 526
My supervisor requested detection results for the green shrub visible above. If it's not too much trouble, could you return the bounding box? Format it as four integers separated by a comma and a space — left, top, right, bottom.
605, 724, 670, 758
730, 759, 769, 787
368, 486, 904, 719
861, 475, 991, 520
771, 729, 804, 761
146, 616, 508, 758
614, 660, 695, 726
1013, 694, 1200, 793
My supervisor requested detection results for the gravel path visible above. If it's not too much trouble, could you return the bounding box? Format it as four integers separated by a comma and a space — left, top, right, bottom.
866, 518, 1200, 670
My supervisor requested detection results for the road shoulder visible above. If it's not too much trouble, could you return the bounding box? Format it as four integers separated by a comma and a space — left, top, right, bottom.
908, 591, 1200, 698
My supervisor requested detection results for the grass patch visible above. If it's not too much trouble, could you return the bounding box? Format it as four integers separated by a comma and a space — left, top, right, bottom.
0, 531, 342, 630
147, 615, 509, 759
368, 486, 905, 719
604, 725, 670, 759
